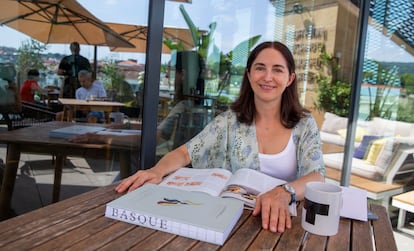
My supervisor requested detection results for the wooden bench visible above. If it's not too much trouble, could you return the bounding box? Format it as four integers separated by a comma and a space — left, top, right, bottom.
325, 166, 404, 207
392, 190, 414, 236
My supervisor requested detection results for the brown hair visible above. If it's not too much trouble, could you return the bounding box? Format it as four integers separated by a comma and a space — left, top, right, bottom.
230, 41, 308, 128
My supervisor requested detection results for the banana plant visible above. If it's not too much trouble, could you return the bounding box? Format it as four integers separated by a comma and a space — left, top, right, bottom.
164, 4, 216, 62
217, 35, 261, 96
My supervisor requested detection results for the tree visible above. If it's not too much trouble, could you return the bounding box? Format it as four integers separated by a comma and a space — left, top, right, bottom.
16, 39, 47, 86
363, 60, 401, 120
101, 59, 134, 103
397, 72, 414, 122
314, 47, 351, 117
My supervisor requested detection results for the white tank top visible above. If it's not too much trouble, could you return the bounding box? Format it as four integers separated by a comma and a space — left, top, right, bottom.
259, 134, 297, 182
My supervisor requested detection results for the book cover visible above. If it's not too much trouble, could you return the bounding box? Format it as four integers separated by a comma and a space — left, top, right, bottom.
105, 184, 244, 245
49, 125, 105, 139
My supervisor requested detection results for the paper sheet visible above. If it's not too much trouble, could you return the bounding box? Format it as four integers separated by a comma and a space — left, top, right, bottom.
340, 186, 368, 221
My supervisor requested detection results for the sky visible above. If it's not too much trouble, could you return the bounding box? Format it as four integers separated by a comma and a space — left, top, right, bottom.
0, 0, 413, 63
0, 0, 276, 63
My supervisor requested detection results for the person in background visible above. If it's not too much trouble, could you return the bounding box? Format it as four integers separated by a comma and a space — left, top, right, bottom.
20, 69, 46, 104
75, 70, 107, 123
57, 42, 91, 98
75, 70, 107, 100
114, 41, 325, 233
56, 70, 106, 122
0, 62, 21, 112
0, 79, 21, 113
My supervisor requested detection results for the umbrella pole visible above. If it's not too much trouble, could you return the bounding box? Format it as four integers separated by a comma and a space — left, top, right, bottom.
93, 45, 98, 80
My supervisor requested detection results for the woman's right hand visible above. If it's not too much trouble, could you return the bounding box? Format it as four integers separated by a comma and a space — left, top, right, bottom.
115, 145, 191, 194
115, 169, 163, 193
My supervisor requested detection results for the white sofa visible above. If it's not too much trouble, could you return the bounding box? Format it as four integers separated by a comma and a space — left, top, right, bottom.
320, 112, 414, 184
321, 112, 414, 146
320, 112, 414, 206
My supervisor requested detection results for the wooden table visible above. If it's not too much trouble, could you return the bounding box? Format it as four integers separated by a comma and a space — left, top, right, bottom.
392, 190, 414, 236
0, 183, 398, 250
0, 121, 136, 220
59, 98, 125, 123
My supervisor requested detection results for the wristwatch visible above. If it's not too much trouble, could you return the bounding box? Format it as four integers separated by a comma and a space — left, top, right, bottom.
283, 183, 296, 205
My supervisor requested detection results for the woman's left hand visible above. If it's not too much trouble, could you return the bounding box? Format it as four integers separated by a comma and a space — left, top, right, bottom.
252, 186, 292, 233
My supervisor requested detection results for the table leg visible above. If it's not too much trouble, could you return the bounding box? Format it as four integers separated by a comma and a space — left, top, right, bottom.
0, 144, 21, 220
397, 208, 406, 230
52, 154, 65, 203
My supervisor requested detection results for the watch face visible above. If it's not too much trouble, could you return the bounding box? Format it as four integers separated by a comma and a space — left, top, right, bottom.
284, 184, 295, 194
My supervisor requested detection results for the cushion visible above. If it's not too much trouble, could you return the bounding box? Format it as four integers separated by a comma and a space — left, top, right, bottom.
320, 112, 348, 134
324, 153, 385, 180
365, 138, 388, 165
369, 117, 414, 137
375, 138, 399, 170
353, 135, 383, 159
320, 131, 347, 146
374, 136, 414, 171
337, 127, 368, 142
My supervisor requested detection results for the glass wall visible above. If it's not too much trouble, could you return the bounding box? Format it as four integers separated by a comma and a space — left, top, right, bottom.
146, 0, 413, 186
362, 0, 414, 121
156, 0, 282, 159
0, 1, 152, 198
154, 0, 361, 159
357, 0, 414, 184
1, 0, 413, 205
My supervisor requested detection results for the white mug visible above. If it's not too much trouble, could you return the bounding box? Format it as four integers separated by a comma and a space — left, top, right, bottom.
302, 182, 342, 236
110, 112, 125, 123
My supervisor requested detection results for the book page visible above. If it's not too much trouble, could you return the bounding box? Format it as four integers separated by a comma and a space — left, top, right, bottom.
159, 168, 232, 197
220, 168, 286, 208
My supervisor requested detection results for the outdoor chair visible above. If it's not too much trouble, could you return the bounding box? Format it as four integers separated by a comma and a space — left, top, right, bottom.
1, 101, 57, 131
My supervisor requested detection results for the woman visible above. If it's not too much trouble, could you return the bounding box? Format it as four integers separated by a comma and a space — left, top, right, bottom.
116, 41, 325, 233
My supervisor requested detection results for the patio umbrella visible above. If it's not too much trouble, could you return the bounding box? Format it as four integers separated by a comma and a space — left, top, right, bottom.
0, 0, 134, 48
105, 22, 195, 54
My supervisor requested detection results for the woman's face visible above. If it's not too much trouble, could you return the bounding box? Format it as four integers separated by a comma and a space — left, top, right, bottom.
247, 48, 295, 104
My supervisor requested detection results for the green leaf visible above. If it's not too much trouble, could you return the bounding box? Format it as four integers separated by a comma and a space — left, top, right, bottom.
231, 35, 261, 54
179, 4, 200, 48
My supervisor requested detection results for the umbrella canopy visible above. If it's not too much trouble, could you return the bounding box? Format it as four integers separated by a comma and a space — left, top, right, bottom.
105, 22, 195, 54
0, 0, 134, 48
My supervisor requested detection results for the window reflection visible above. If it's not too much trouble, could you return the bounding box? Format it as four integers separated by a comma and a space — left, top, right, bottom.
156, 0, 414, 191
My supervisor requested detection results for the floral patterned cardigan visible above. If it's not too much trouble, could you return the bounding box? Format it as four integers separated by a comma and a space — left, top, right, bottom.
186, 110, 325, 179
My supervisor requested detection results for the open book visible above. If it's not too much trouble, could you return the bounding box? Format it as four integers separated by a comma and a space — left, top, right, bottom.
49, 125, 140, 139
159, 167, 291, 212
48, 125, 105, 138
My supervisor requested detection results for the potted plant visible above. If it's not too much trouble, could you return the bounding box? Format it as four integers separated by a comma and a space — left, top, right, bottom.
314, 46, 351, 117
163, 4, 260, 108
